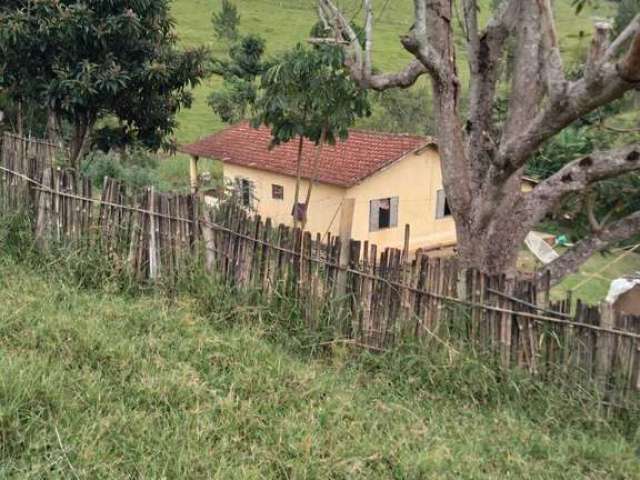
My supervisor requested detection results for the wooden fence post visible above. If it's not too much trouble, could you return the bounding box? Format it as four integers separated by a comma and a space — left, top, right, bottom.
335, 198, 355, 299
149, 187, 158, 280
201, 212, 215, 273
189, 155, 199, 195
596, 301, 615, 389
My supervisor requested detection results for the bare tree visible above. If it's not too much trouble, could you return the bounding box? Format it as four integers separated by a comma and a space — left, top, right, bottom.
317, 0, 640, 284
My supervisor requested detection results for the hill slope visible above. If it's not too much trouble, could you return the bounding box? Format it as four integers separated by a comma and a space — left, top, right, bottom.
0, 256, 638, 478
171, 0, 614, 143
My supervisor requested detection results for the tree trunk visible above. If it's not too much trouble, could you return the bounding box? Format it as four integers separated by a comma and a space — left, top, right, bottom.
15, 100, 23, 137
319, 0, 640, 284
69, 119, 92, 171
300, 126, 328, 231
46, 109, 60, 144
292, 135, 305, 230
454, 215, 525, 278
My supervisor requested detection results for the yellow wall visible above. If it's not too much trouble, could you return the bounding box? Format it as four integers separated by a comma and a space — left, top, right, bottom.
221, 150, 537, 255
346, 147, 457, 252
223, 163, 347, 235
221, 146, 457, 253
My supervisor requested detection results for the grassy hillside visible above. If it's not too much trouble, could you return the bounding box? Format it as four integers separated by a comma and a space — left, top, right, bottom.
1, 255, 639, 478
171, 0, 614, 143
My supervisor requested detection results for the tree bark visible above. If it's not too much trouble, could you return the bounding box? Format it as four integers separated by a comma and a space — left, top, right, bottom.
15, 99, 23, 137
318, 0, 640, 280
46, 109, 60, 144
543, 211, 640, 285
69, 118, 93, 171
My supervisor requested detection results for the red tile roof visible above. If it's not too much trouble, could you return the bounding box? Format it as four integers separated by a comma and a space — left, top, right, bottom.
179, 122, 433, 188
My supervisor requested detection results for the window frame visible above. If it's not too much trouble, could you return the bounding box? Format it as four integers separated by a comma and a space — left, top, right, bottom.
369, 196, 399, 232
271, 184, 284, 200
435, 189, 452, 219
234, 176, 255, 208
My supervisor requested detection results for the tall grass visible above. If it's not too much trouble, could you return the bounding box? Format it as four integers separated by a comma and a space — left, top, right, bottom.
1, 210, 639, 478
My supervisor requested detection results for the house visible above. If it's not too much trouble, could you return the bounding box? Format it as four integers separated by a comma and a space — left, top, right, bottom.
180, 122, 535, 254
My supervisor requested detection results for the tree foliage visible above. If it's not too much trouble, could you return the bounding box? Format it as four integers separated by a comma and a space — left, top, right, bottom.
0, 0, 208, 164
212, 0, 240, 43
252, 43, 370, 227
208, 34, 269, 123
253, 44, 370, 146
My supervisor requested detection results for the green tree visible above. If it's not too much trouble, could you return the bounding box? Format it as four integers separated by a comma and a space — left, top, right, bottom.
0, 1, 208, 168
212, 0, 240, 43
208, 34, 268, 123
253, 44, 370, 228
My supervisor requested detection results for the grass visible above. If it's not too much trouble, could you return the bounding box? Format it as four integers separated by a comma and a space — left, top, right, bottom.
156, 153, 223, 192
0, 229, 639, 478
519, 246, 640, 304
552, 249, 640, 303
171, 0, 614, 144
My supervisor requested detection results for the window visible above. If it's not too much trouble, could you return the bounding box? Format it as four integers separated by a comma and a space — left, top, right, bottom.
235, 177, 254, 207
435, 189, 451, 219
291, 202, 307, 222
369, 197, 398, 232
272, 184, 284, 200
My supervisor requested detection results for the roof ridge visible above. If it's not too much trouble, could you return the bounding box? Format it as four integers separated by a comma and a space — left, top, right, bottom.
348, 127, 430, 140
191, 122, 433, 144
178, 123, 436, 187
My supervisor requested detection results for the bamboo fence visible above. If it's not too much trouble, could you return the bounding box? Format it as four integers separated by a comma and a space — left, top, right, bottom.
1, 132, 638, 406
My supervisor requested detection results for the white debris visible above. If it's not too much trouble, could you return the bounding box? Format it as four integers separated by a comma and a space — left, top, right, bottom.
606, 276, 640, 304
525, 232, 560, 265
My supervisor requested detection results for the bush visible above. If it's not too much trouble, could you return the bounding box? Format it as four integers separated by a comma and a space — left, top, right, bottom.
81, 149, 159, 191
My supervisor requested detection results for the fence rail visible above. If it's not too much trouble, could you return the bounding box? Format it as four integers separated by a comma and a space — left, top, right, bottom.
1, 132, 639, 406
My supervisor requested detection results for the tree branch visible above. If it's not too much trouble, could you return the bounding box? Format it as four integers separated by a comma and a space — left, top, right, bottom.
605, 14, 640, 61
526, 143, 640, 222
537, 0, 567, 99
317, 0, 431, 90
462, 0, 479, 64
585, 189, 603, 232
543, 210, 640, 286
500, 1, 545, 148
363, 0, 373, 80
497, 26, 640, 174
495, 14, 640, 175
618, 25, 640, 82
465, 0, 519, 178
399, 0, 450, 83
585, 21, 612, 88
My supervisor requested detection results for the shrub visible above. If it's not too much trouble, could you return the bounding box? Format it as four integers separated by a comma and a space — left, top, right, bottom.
81, 149, 159, 191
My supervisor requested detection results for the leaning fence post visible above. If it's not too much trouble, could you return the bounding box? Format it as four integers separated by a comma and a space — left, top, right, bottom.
148, 187, 158, 280
201, 211, 215, 274
335, 198, 355, 299
596, 301, 615, 390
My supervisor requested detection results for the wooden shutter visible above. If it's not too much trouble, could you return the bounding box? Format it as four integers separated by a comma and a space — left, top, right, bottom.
436, 189, 446, 219
247, 179, 256, 206
369, 199, 380, 232
389, 197, 399, 227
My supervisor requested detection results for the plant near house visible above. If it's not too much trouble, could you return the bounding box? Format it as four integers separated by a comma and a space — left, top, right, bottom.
317, 0, 640, 284
212, 0, 241, 43
208, 34, 269, 123
252, 44, 370, 229
0, 0, 208, 168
